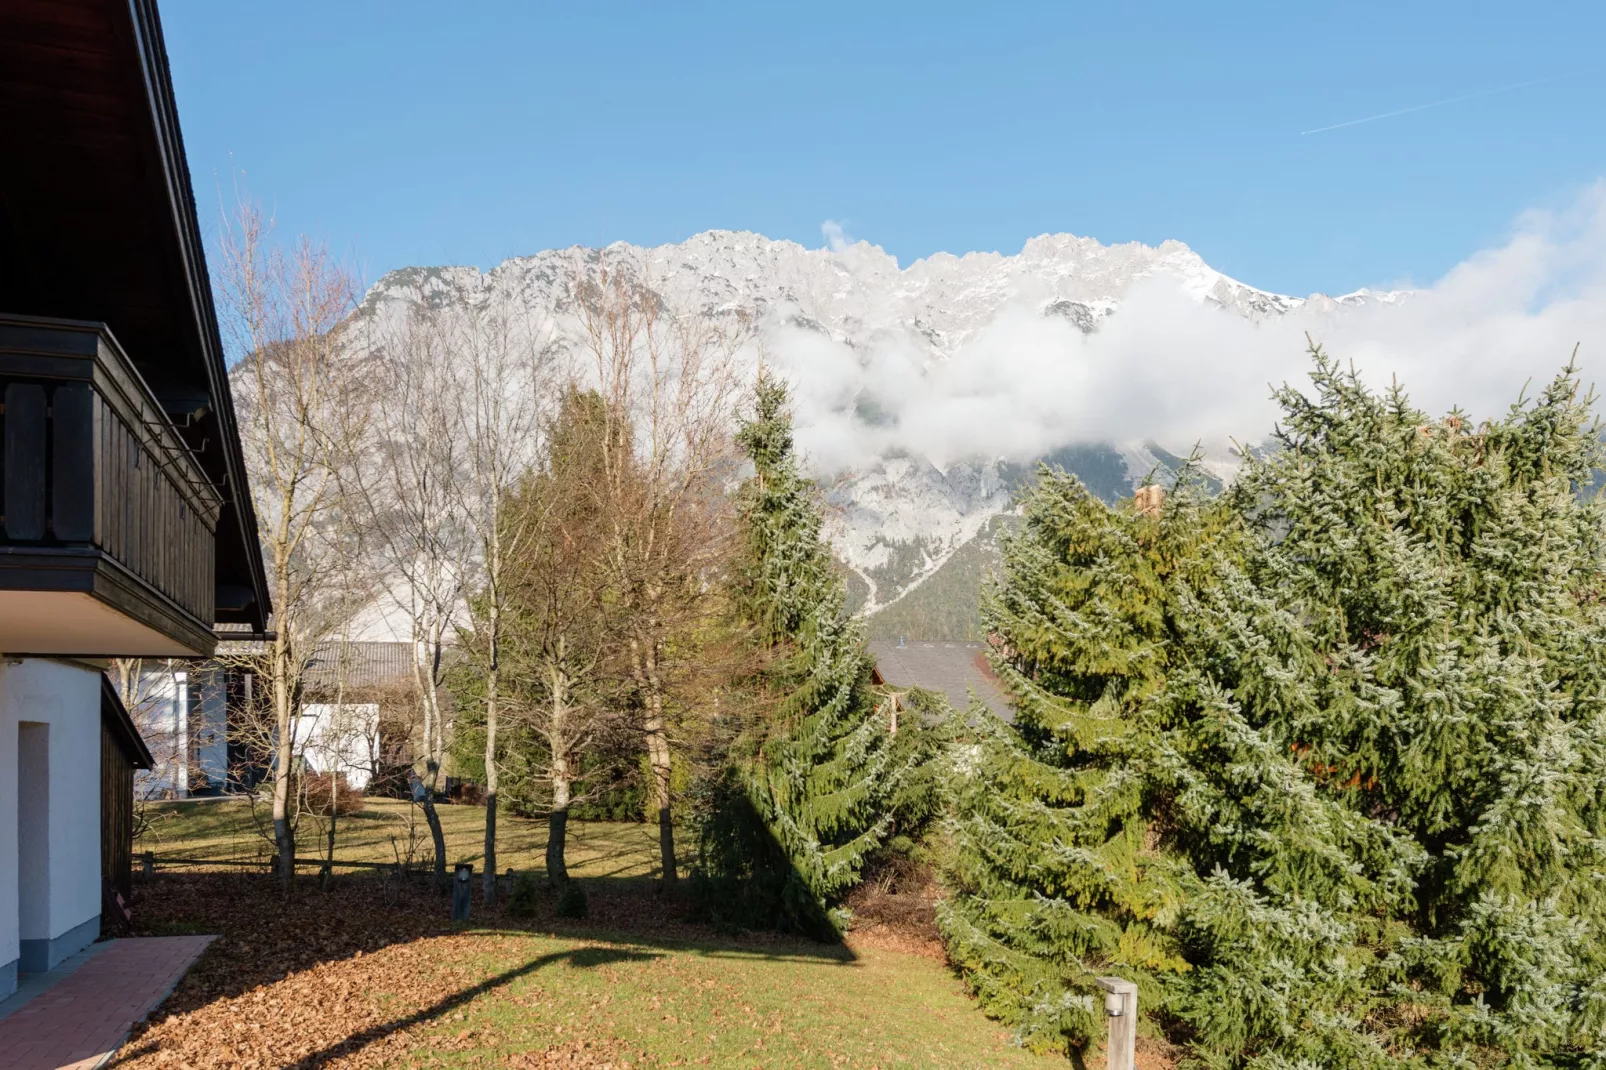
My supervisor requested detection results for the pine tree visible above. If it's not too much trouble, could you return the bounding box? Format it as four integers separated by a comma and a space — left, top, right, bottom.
694, 374, 910, 936
945, 346, 1606, 1067
1159, 349, 1606, 1067
939, 463, 1229, 1052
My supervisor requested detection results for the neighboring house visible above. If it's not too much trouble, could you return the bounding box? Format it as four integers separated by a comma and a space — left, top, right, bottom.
302, 641, 417, 699
0, 0, 270, 999
868, 639, 1013, 721
295, 703, 382, 791
200, 639, 416, 795
129, 662, 229, 798
293, 641, 416, 792
131, 642, 409, 799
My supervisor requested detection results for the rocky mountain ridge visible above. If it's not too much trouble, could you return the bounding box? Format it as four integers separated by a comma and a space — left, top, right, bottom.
359, 230, 1403, 622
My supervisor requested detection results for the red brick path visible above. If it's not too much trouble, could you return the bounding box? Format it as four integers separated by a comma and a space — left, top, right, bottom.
0, 936, 214, 1070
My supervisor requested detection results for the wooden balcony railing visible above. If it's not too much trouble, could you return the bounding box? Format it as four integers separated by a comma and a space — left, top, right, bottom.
0, 314, 222, 654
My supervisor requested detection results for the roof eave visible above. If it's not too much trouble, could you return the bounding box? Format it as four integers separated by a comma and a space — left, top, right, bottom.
125, 0, 271, 632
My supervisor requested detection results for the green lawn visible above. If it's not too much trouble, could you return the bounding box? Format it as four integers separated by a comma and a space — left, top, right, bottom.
127, 907, 1064, 1067
425, 929, 1059, 1068
137, 796, 668, 878
124, 799, 1068, 1067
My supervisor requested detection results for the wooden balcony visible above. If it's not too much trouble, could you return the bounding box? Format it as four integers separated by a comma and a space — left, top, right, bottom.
0, 315, 222, 656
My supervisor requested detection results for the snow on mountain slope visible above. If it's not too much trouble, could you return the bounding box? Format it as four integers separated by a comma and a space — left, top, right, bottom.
359, 230, 1400, 612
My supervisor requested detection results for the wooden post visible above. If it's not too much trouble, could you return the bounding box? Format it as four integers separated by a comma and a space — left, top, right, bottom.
452, 863, 473, 922
1095, 976, 1137, 1070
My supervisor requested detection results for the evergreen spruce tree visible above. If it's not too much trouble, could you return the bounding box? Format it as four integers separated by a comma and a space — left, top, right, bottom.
694, 374, 910, 936
945, 346, 1606, 1067
939, 463, 1230, 1052
1159, 350, 1606, 1068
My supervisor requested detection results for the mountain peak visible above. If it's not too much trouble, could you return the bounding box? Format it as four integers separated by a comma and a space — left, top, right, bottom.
359, 228, 1404, 619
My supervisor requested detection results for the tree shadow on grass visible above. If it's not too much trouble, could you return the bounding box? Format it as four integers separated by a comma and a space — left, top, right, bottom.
118, 793, 864, 1066
467, 914, 857, 967
289, 945, 655, 1068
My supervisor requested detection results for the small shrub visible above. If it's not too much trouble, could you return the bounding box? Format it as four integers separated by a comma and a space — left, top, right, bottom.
555, 880, 588, 919
304, 772, 365, 817
507, 872, 539, 918
365, 719, 416, 800
446, 779, 484, 806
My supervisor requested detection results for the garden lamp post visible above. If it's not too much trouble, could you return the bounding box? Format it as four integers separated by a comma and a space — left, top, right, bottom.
1095, 976, 1136, 1070
452, 863, 473, 922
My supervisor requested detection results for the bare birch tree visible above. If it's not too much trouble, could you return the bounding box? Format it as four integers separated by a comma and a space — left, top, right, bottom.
219, 195, 371, 891
451, 308, 548, 903
344, 308, 472, 890
575, 260, 745, 891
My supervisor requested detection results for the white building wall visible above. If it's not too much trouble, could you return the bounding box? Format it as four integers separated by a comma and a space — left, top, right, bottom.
133, 668, 183, 798
0, 658, 103, 998
296, 703, 381, 791
191, 667, 228, 790
132, 664, 228, 798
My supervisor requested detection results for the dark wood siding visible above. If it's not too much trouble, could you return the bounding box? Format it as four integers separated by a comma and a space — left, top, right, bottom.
100, 675, 151, 904
101, 712, 135, 899
90, 385, 215, 621
2, 382, 48, 538
0, 0, 271, 632
0, 316, 221, 653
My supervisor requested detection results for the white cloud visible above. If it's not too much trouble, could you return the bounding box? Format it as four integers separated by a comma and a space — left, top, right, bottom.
777, 185, 1606, 474
821, 219, 853, 254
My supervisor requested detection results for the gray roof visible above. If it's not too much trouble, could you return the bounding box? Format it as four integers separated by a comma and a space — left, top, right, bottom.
302, 641, 416, 695
868, 640, 1013, 721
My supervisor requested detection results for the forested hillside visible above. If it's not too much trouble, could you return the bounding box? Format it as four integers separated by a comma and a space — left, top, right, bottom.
867, 443, 1220, 640
866, 515, 1012, 640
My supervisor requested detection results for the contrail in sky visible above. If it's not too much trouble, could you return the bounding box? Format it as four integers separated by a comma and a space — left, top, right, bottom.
1301, 79, 1547, 135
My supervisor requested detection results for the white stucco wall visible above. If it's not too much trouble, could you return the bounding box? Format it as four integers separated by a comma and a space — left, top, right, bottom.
192, 668, 228, 789
132, 668, 184, 797
133, 665, 227, 798
296, 703, 381, 791
0, 657, 103, 992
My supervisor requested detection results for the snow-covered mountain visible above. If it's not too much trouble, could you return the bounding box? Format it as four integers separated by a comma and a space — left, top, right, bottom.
358, 230, 1400, 617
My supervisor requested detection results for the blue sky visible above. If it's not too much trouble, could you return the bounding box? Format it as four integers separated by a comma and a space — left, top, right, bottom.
163, 1, 1606, 297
